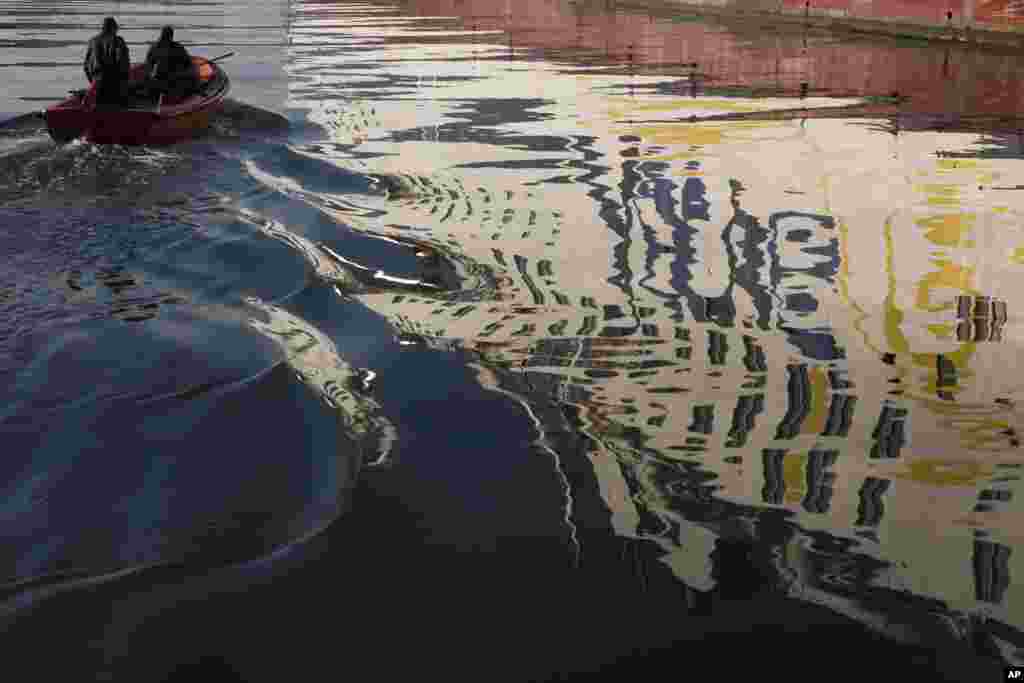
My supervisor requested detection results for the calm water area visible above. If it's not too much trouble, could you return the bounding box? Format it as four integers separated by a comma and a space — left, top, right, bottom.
2, 1, 1024, 680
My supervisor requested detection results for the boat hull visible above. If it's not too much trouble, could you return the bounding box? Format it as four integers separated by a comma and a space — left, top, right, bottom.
44, 57, 230, 146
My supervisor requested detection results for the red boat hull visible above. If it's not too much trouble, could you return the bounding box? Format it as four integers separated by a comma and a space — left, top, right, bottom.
44, 57, 230, 146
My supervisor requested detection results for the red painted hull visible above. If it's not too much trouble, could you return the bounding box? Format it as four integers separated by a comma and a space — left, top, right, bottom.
44, 57, 230, 146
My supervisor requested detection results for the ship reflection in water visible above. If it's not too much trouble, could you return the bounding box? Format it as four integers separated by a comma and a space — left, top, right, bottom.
282, 0, 1024, 667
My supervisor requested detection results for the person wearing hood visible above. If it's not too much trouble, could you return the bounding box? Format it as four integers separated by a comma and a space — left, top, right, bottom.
144, 26, 197, 99
83, 17, 130, 104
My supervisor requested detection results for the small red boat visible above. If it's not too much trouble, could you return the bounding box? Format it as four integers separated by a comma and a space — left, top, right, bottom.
44, 56, 230, 146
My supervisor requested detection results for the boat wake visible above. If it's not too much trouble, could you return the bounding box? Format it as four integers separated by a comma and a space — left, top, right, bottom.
210, 98, 291, 138
0, 296, 395, 623
0, 97, 288, 151
0, 118, 411, 624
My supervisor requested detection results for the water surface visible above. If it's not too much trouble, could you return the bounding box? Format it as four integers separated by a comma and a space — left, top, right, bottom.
3, 0, 1024, 680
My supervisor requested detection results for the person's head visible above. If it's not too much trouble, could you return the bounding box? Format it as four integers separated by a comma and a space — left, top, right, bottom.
160, 26, 174, 42
102, 17, 118, 34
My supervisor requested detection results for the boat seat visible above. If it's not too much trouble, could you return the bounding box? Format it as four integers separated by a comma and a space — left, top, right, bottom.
196, 61, 215, 83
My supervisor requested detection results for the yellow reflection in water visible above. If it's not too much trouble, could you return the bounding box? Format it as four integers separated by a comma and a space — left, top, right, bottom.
283, 13, 1024, 647
915, 214, 976, 248
782, 452, 808, 506
893, 459, 993, 487
919, 184, 962, 208
915, 260, 976, 311
802, 367, 831, 436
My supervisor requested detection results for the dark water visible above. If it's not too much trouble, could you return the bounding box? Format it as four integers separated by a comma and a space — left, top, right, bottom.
3, 1, 1024, 680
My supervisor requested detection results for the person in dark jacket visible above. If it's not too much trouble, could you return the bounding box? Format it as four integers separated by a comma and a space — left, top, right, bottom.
84, 17, 131, 104
144, 26, 197, 100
